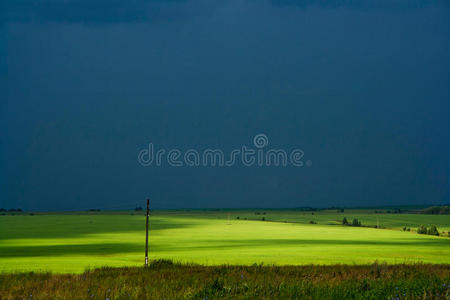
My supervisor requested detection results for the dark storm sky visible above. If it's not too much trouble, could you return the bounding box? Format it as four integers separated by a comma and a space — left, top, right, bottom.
1, 0, 450, 210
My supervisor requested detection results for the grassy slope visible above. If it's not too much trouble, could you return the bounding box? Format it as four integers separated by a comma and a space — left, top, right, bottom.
0, 211, 449, 273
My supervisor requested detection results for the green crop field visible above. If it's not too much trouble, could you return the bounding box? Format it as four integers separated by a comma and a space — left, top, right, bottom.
0, 210, 449, 274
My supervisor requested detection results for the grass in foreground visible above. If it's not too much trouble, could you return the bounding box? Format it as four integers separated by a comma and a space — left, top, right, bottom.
0, 260, 449, 299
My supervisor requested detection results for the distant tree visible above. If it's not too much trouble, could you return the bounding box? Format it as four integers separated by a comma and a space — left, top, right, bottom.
309, 220, 317, 224
135, 207, 143, 211
403, 227, 407, 231
342, 217, 348, 225
262, 217, 265, 221
236, 216, 240, 220
0, 208, 5, 212
427, 225, 439, 236
352, 218, 361, 227
417, 225, 427, 234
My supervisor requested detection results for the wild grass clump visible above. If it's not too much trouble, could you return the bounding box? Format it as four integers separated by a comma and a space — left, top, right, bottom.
0, 262, 448, 299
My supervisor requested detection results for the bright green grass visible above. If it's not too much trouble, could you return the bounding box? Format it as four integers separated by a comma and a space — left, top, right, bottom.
0, 212, 449, 273
153, 210, 450, 231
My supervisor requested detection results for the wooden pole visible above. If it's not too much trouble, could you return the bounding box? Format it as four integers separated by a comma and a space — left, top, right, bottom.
145, 198, 149, 266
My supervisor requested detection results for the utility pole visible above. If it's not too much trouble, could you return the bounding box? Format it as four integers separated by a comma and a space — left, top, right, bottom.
145, 198, 149, 266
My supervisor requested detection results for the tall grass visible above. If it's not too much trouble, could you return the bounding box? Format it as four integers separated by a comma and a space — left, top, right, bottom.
1, 261, 449, 299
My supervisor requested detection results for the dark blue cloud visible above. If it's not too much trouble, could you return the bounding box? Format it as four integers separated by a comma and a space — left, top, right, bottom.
271, 0, 449, 11
1, 0, 191, 24
1, 0, 450, 210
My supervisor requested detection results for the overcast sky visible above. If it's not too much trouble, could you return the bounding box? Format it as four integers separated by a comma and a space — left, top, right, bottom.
1, 0, 450, 210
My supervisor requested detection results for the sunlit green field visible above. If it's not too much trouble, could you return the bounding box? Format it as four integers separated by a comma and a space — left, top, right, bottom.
0, 210, 449, 273
157, 209, 450, 231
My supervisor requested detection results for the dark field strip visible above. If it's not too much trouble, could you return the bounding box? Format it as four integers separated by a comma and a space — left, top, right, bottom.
0, 261, 449, 300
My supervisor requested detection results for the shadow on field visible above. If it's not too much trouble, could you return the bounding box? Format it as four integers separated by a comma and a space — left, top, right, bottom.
0, 243, 144, 257
0, 237, 448, 258
0, 215, 198, 240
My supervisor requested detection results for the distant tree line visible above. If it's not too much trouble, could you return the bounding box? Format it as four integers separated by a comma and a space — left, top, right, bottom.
417, 225, 440, 236
342, 217, 362, 227
294, 207, 318, 211
422, 206, 449, 215
0, 208, 23, 212
374, 209, 402, 214
294, 206, 346, 212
